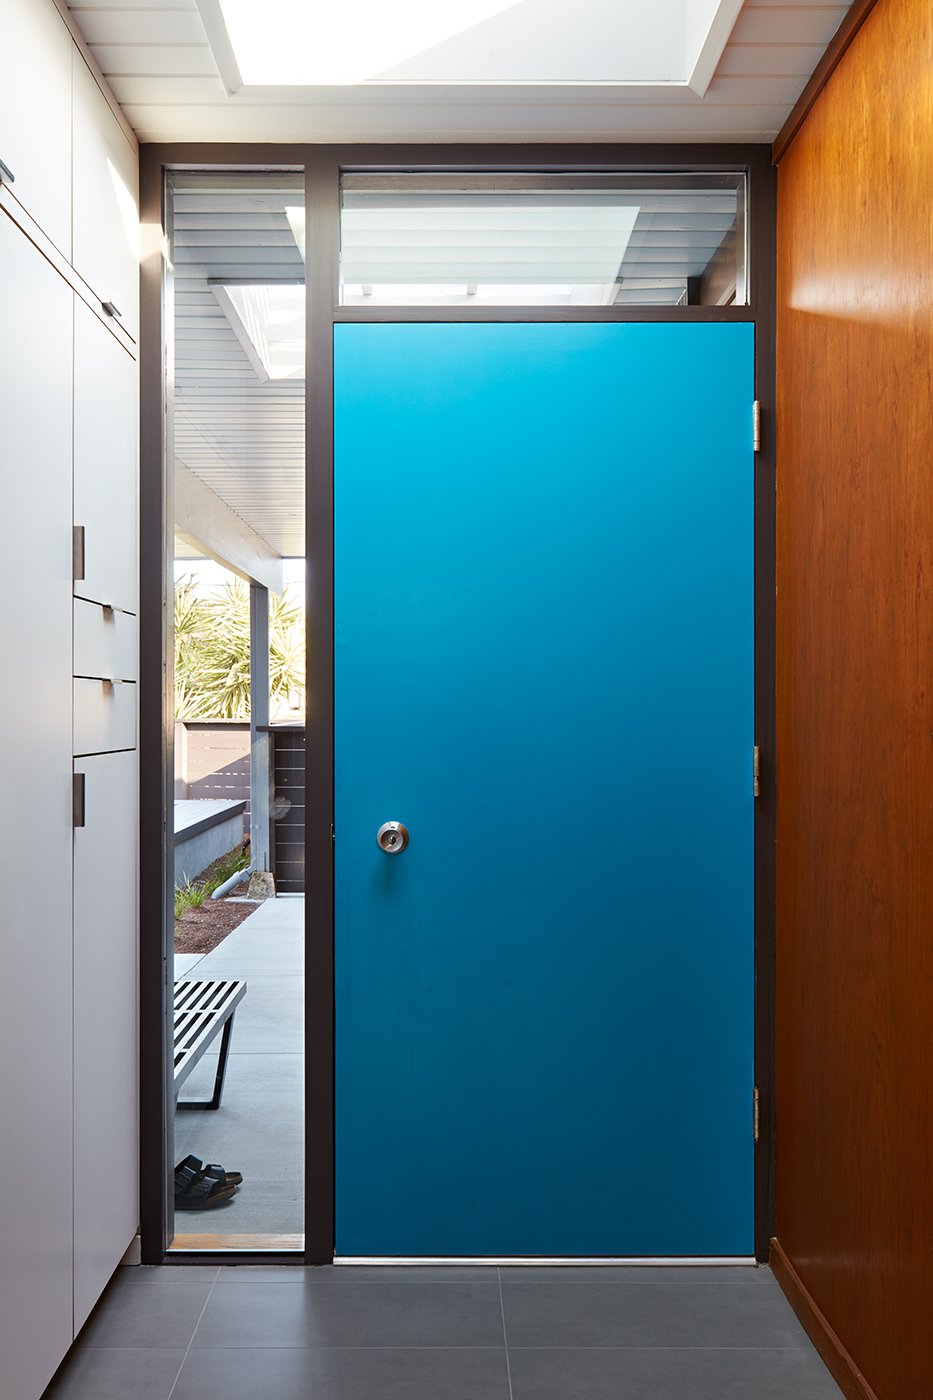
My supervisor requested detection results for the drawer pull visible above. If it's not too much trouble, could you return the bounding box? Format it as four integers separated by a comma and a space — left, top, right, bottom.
101, 300, 122, 319
73, 525, 86, 581
0, 157, 14, 185
73, 773, 86, 828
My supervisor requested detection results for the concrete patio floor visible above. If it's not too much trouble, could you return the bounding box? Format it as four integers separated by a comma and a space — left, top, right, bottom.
173, 895, 304, 1241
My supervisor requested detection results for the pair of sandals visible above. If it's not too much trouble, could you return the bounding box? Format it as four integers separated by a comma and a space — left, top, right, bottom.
174, 1154, 244, 1210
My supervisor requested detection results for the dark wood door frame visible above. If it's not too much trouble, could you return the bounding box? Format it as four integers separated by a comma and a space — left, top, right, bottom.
138, 143, 776, 1266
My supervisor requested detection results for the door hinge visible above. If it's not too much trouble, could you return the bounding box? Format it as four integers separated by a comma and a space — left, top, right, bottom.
753, 1086, 760, 1143
753, 745, 761, 798
752, 400, 761, 453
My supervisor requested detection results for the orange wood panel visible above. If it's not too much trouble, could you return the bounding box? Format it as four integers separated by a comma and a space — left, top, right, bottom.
775, 0, 933, 1396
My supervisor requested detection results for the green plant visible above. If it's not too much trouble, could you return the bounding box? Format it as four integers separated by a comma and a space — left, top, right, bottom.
174, 880, 207, 920
173, 841, 250, 923
206, 841, 250, 890
174, 576, 304, 720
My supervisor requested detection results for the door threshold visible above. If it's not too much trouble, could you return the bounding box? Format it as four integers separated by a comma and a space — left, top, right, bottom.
334, 1256, 758, 1267
171, 1233, 305, 1252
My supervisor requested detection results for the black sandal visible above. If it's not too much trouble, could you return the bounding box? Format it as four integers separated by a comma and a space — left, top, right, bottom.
176, 1153, 243, 1188
174, 1160, 237, 1210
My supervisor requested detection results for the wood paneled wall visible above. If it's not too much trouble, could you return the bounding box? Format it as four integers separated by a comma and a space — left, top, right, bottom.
774, 1, 933, 1397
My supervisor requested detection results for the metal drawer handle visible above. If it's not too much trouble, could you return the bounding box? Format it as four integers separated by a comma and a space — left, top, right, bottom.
73, 526, 86, 582
101, 300, 122, 319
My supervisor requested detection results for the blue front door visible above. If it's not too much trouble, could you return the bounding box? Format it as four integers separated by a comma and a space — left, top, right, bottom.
334, 322, 755, 1257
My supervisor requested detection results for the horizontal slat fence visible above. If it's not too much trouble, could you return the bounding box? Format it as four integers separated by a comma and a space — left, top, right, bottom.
174, 720, 306, 890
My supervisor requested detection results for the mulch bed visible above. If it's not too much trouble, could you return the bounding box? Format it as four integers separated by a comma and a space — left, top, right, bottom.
175, 898, 257, 956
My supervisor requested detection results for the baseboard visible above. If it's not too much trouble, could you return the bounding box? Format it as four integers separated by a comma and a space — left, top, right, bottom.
770, 1238, 880, 1400
119, 1234, 142, 1266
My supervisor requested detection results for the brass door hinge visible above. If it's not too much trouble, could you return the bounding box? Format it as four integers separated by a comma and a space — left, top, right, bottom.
753, 1086, 760, 1143
752, 400, 761, 453
753, 746, 761, 798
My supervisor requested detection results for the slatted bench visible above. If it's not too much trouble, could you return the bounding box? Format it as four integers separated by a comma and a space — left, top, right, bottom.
174, 979, 247, 1111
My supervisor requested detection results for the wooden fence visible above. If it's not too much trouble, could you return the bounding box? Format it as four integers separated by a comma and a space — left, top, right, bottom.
175, 720, 305, 891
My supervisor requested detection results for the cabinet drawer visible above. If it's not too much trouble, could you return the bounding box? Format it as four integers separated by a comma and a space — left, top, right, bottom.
74, 599, 137, 682
74, 677, 136, 756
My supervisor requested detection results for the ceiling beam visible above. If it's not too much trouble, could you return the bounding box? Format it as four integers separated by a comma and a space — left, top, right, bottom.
175, 458, 285, 594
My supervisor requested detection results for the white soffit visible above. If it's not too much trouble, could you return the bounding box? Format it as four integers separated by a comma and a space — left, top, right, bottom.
67, 1, 855, 143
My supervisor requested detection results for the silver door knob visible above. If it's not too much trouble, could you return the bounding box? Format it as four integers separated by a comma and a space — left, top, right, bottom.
377, 821, 409, 854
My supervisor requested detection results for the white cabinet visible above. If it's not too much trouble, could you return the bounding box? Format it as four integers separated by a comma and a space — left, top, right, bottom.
0, 0, 72, 257
74, 299, 139, 614
0, 210, 76, 1400
73, 51, 139, 339
2, 11, 140, 1393
73, 750, 138, 1331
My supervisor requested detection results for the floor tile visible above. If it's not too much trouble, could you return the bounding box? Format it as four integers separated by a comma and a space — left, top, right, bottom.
215, 1264, 317, 1282
76, 1278, 214, 1349
119, 1265, 219, 1283
191, 1276, 504, 1348
44, 1348, 185, 1400
174, 1346, 510, 1400
215, 1264, 499, 1284
499, 1266, 765, 1285
501, 1273, 808, 1349
508, 1346, 845, 1399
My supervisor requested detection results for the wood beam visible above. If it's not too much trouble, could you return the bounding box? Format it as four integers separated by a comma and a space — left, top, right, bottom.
175, 458, 284, 595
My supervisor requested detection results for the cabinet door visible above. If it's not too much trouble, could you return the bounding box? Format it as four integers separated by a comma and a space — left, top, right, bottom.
74, 299, 138, 613
72, 51, 139, 340
0, 214, 75, 1399
73, 750, 138, 1332
0, 0, 72, 256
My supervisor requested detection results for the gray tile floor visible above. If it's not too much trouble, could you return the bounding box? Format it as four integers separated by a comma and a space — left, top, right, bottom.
44, 1264, 844, 1399
174, 895, 304, 1237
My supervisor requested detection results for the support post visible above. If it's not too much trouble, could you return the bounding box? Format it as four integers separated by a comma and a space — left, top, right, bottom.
249, 583, 273, 876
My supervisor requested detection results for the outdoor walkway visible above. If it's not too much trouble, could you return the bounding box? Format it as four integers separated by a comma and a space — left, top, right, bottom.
45, 1263, 844, 1400
174, 895, 303, 1239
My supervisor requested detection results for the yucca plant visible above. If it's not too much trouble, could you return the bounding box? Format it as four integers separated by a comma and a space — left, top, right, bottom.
174, 575, 304, 720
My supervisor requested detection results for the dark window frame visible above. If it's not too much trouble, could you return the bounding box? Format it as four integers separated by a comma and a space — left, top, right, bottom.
139, 142, 775, 1267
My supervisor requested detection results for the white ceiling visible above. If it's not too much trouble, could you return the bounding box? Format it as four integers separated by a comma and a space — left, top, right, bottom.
66, 0, 853, 143
172, 173, 305, 559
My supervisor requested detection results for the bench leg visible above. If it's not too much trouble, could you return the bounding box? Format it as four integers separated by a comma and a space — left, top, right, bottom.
176, 1012, 237, 1112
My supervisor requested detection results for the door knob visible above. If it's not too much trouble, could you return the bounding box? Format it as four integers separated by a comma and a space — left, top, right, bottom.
377, 821, 409, 854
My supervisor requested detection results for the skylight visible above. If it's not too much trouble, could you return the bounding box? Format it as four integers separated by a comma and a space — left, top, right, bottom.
213, 0, 520, 86
199, 0, 744, 94
212, 283, 305, 381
